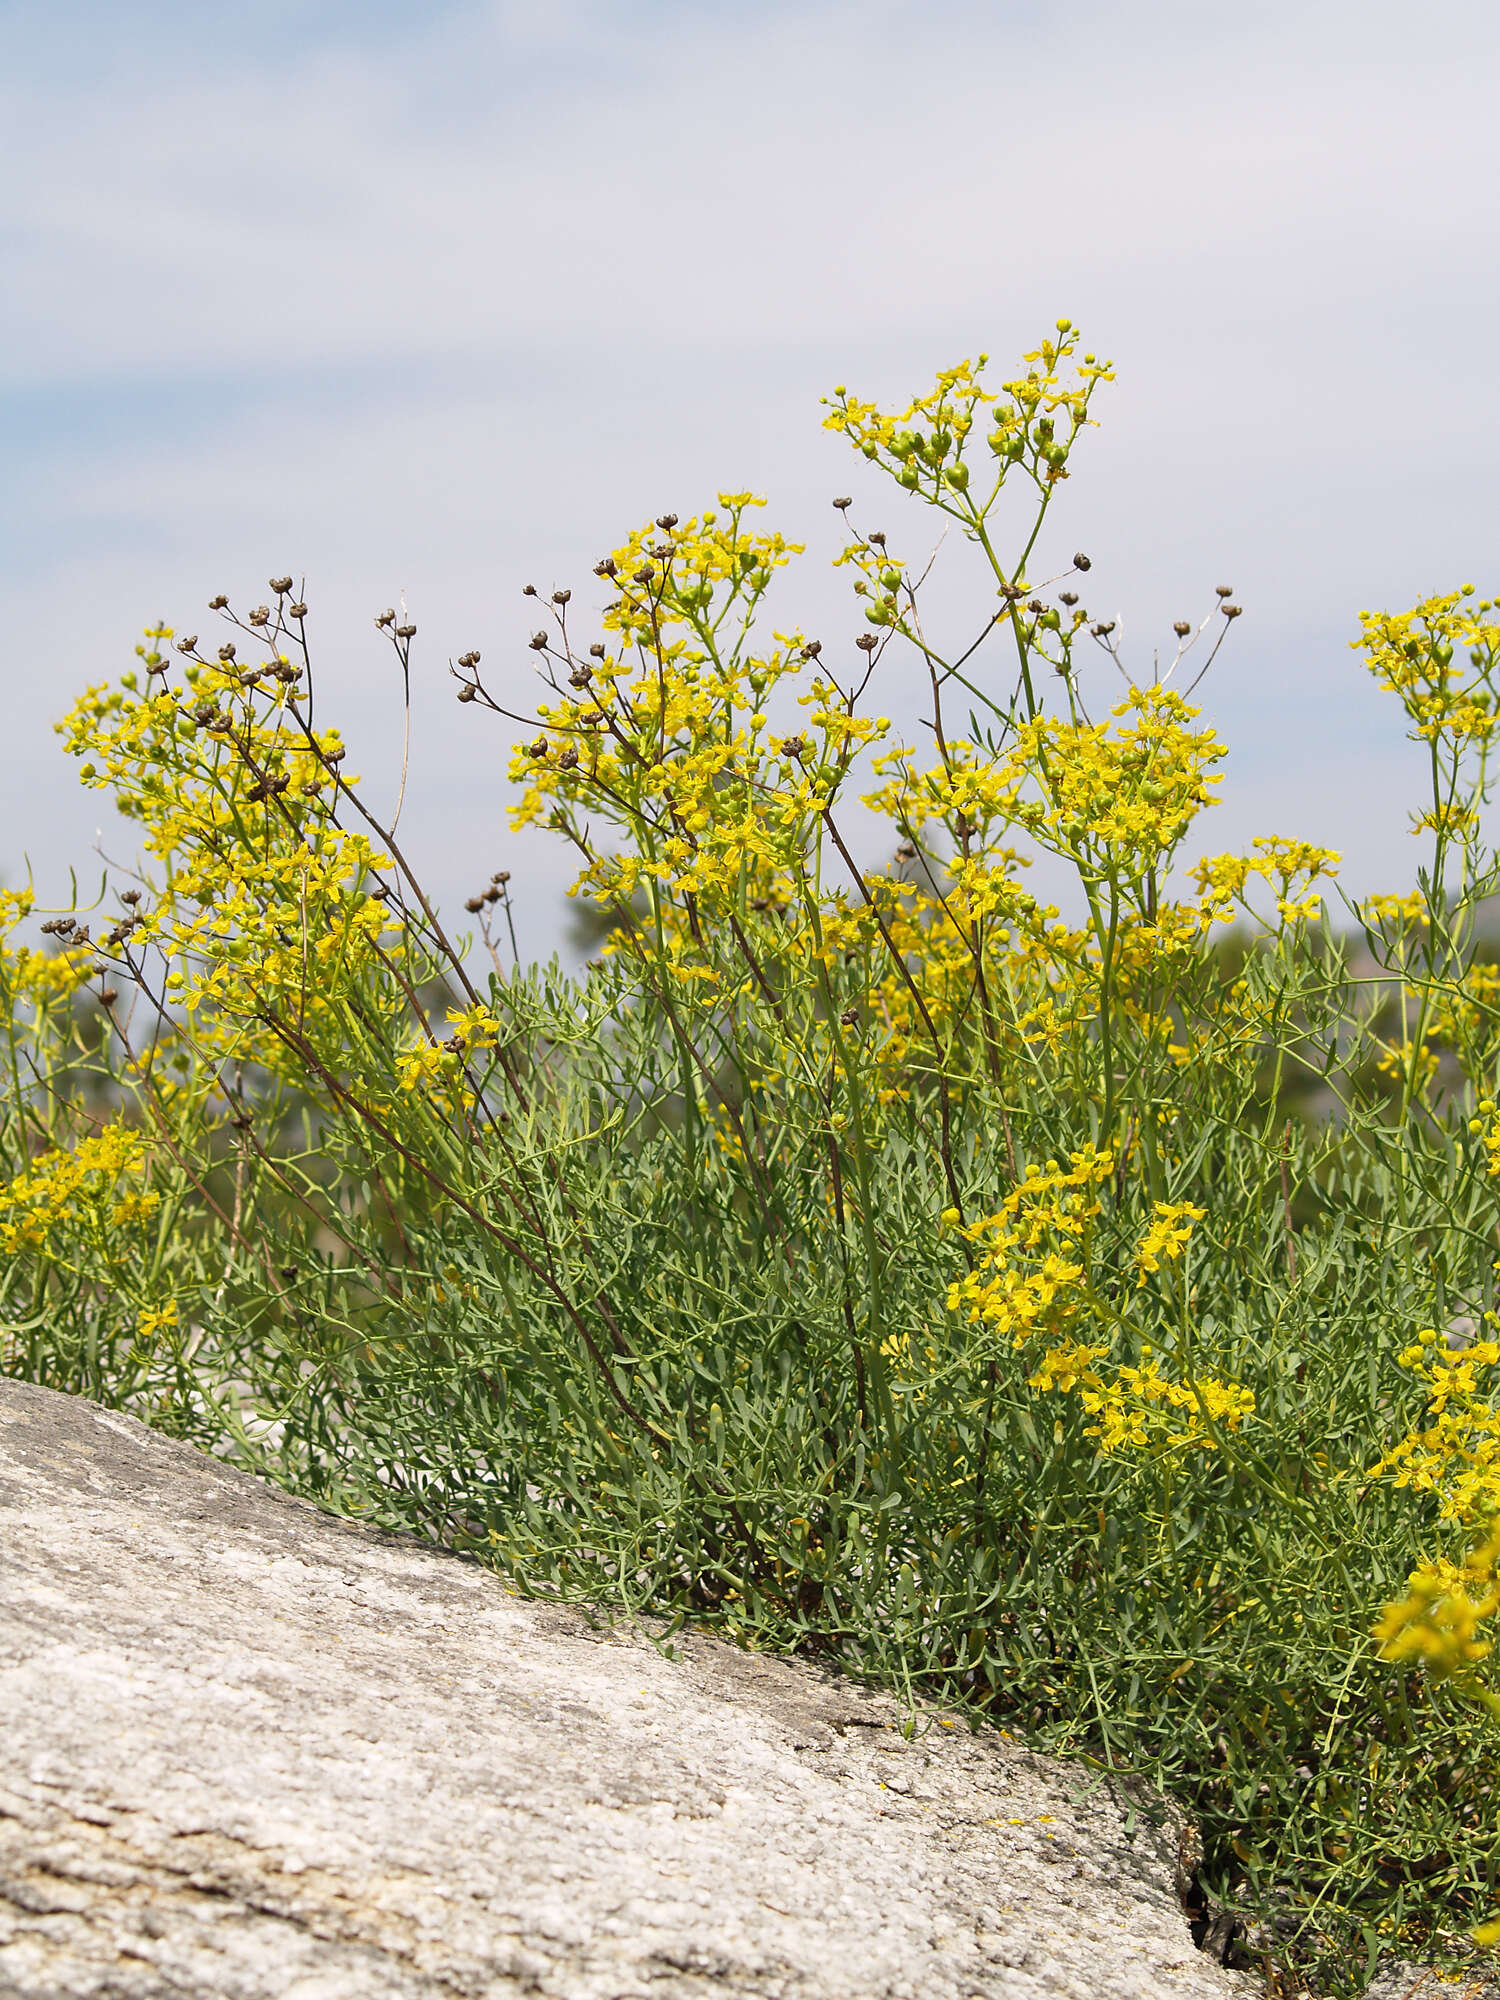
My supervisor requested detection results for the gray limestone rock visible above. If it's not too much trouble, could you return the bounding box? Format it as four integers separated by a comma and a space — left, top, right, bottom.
0, 1379, 1259, 1998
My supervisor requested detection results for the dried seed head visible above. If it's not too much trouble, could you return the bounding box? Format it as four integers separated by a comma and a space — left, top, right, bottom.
522, 583, 537, 597
1073, 552, 1092, 572
120, 889, 141, 906
558, 746, 579, 770
465, 896, 485, 913
483, 885, 501, 904
593, 558, 618, 579
288, 602, 307, 619
803, 639, 823, 658
856, 633, 879, 651
270, 576, 294, 595
395, 622, 416, 639
208, 594, 229, 610
1027, 599, 1045, 614
632, 566, 655, 586
588, 643, 606, 659
1059, 593, 1078, 607
1216, 584, 1234, 598
457, 685, 477, 703
99, 988, 118, 1006
491, 869, 511, 885
248, 605, 270, 627
552, 588, 571, 605
1222, 603, 1243, 619
840, 1007, 860, 1026
896, 840, 916, 861
375, 608, 396, 628
176, 634, 199, 654
833, 496, 852, 510
218, 643, 236, 662
1001, 584, 1025, 601
1092, 620, 1116, 638
655, 513, 679, 530
1173, 620, 1192, 637
527, 734, 548, 758
868, 530, 886, 546
568, 668, 592, 688
528, 631, 549, 651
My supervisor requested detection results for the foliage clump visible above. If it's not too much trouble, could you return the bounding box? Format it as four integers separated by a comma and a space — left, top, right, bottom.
8, 326, 1500, 1993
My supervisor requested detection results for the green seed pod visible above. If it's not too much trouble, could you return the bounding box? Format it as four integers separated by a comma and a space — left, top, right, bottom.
945, 462, 970, 491
897, 463, 920, 489
879, 567, 902, 592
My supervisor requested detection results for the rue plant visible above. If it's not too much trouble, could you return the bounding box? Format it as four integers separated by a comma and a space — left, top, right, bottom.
7, 326, 1500, 1994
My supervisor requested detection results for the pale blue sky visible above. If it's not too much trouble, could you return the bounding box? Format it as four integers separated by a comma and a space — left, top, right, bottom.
4, 0, 1498, 954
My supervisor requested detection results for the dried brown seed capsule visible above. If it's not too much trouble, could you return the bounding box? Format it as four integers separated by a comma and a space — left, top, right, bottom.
650, 542, 675, 561
551, 589, 571, 605
1001, 583, 1025, 601
780, 735, 805, 758
99, 988, 118, 1006
588, 642, 606, 659
395, 622, 416, 639
376, 608, 396, 628
527, 734, 548, 758
803, 639, 823, 658
324, 746, 346, 763
558, 747, 579, 770
1223, 603, 1243, 618
457, 650, 480, 668
177, 634, 199, 653
288, 602, 307, 619
1027, 599, 1045, 614
248, 606, 270, 627
568, 668, 592, 688
1092, 620, 1116, 638
483, 885, 501, 904
209, 594, 229, 610
280, 1263, 299, 1280
1073, 553, 1092, 571
856, 633, 879, 651
457, 685, 477, 703
896, 841, 917, 860
270, 576, 294, 595
655, 513, 679, 530
1173, 620, 1192, 637
868, 530, 886, 546
593, 558, 618, 579
832, 497, 852, 510
1215, 584, 1234, 597
528, 631, 549, 651
443, 1035, 465, 1054
121, 889, 141, 906
492, 870, 511, 884
632, 567, 655, 586
840, 1007, 860, 1026
523, 583, 538, 596
465, 896, 485, 912
218, 643, 237, 662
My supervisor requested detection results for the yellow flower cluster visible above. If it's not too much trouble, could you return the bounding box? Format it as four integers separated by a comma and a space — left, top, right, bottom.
944, 1149, 1114, 1346
1374, 1330, 1500, 1524
1374, 1522, 1500, 1683
0, 1123, 154, 1254
821, 323, 1114, 502
1135, 1200, 1207, 1280
1027, 1338, 1255, 1454
1356, 588, 1500, 749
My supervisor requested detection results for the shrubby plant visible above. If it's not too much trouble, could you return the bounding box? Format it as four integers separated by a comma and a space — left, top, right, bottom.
8, 325, 1500, 1992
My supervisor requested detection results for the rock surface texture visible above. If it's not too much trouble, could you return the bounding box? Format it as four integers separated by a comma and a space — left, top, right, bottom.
0, 1380, 1257, 1999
